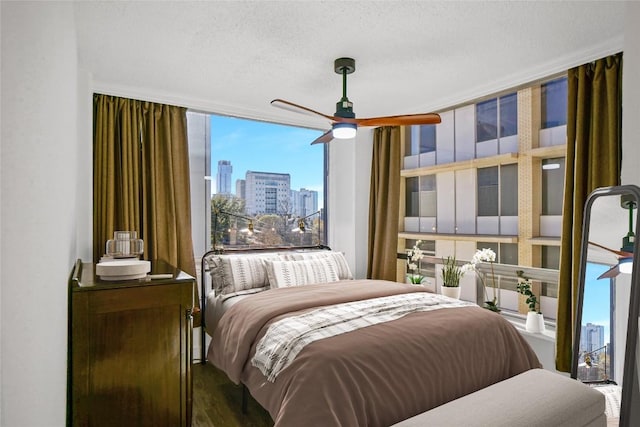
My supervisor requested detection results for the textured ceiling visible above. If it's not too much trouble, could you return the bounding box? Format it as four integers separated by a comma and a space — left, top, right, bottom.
72, 1, 632, 255
74, 1, 625, 131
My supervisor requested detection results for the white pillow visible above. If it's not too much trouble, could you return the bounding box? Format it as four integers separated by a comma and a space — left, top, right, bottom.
265, 257, 341, 288
279, 251, 353, 280
207, 253, 280, 295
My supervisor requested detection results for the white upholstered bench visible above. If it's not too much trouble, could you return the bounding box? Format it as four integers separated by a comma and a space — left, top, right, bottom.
391, 368, 606, 427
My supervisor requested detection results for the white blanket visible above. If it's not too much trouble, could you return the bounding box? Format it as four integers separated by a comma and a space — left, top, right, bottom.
252, 292, 473, 381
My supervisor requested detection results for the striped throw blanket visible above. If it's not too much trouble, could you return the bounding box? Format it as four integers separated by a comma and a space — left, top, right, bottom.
252, 292, 473, 381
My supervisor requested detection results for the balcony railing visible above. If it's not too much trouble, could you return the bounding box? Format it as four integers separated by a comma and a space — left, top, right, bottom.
404, 254, 559, 317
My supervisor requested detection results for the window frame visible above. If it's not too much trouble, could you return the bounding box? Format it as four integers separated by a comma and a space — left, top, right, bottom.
476, 92, 518, 143
541, 77, 568, 129
187, 112, 328, 253
477, 164, 518, 219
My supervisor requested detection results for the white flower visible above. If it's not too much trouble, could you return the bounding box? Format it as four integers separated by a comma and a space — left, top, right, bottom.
460, 263, 476, 274
472, 248, 496, 264
406, 242, 425, 275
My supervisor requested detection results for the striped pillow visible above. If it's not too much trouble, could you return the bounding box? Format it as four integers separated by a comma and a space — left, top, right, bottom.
207, 254, 280, 295
280, 251, 353, 280
265, 257, 340, 288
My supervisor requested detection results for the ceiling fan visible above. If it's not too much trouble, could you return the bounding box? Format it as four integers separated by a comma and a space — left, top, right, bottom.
590, 195, 636, 279
271, 57, 442, 145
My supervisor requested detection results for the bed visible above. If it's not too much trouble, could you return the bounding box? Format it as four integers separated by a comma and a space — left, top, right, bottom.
201, 247, 541, 427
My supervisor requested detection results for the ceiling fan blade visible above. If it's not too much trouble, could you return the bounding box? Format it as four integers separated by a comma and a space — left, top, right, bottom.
598, 264, 620, 279
588, 241, 634, 257
271, 99, 334, 121
310, 130, 334, 145
350, 112, 442, 127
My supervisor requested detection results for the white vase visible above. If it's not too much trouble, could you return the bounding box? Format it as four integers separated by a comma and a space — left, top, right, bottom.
441, 286, 461, 299
525, 312, 545, 333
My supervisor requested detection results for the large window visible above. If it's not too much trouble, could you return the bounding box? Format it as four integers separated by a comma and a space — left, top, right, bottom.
542, 77, 568, 129
406, 177, 419, 217
477, 164, 518, 217
189, 113, 326, 250
476, 92, 517, 143
542, 157, 566, 215
477, 167, 499, 216
419, 175, 437, 217
405, 124, 436, 155
406, 175, 437, 217
499, 93, 518, 138
500, 164, 518, 216
476, 99, 497, 142
420, 125, 436, 153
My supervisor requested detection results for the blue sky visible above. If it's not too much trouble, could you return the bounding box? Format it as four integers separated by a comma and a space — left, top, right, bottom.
209, 115, 324, 203
583, 262, 613, 344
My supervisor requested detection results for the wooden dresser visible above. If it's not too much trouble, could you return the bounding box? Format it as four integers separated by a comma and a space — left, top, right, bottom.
68, 260, 194, 427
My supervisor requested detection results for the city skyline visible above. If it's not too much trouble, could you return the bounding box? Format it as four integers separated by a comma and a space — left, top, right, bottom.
582, 262, 613, 346
216, 162, 317, 195
215, 162, 319, 217
209, 115, 324, 205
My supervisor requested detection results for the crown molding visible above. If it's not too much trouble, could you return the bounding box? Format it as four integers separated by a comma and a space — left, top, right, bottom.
420, 35, 624, 114
90, 80, 328, 131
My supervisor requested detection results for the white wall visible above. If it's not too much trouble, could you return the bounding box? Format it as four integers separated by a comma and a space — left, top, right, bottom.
328, 128, 372, 279
1, 3, 79, 426
76, 68, 93, 262
622, 2, 640, 187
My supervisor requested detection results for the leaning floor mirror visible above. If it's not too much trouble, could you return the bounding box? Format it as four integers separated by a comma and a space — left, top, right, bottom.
572, 185, 640, 427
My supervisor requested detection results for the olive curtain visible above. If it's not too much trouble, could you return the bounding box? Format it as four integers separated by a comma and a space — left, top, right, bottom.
93, 94, 199, 321
556, 53, 622, 372
367, 126, 401, 280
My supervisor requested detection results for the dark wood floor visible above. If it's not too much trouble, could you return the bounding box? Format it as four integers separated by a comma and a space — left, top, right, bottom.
192, 363, 273, 427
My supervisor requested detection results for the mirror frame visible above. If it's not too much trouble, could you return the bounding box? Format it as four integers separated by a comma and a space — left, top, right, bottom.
572, 184, 640, 427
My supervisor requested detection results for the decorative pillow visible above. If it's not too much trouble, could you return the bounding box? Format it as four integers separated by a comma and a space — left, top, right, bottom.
265, 257, 341, 288
280, 251, 353, 280
206, 253, 280, 295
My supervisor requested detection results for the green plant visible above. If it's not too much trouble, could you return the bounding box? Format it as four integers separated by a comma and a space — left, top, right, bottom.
441, 256, 465, 287
516, 271, 539, 313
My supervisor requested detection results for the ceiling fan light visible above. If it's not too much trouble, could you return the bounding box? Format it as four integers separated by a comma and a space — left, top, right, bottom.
332, 123, 357, 139
619, 257, 633, 274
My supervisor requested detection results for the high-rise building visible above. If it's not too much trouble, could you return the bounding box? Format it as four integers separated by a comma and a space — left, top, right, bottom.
236, 179, 246, 200
216, 160, 232, 194
580, 323, 605, 354
290, 189, 300, 217
398, 77, 568, 317
291, 188, 318, 217
245, 171, 291, 216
